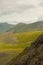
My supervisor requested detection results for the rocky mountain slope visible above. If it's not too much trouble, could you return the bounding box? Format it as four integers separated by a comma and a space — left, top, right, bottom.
8, 34, 43, 65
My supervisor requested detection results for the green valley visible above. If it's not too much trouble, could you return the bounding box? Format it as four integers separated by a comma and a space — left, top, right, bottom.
0, 21, 43, 65
0, 31, 43, 65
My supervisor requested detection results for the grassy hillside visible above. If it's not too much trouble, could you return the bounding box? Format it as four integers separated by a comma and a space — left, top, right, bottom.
0, 31, 43, 65
7, 21, 43, 33
8, 34, 43, 65
0, 23, 14, 33
0, 31, 43, 49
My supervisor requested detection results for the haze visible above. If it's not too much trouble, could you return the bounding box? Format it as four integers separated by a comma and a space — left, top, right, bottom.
0, 0, 43, 24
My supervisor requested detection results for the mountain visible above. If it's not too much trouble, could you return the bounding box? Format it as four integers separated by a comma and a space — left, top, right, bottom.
7, 23, 26, 33
8, 34, 43, 65
0, 21, 43, 33
7, 21, 43, 33
0, 23, 14, 33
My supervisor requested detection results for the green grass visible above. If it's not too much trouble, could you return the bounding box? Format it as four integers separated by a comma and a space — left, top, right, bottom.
0, 31, 43, 49
0, 31, 43, 65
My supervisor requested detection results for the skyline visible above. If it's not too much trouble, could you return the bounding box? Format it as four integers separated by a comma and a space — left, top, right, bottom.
0, 0, 43, 24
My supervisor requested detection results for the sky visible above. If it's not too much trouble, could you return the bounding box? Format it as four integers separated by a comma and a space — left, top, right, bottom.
0, 0, 43, 24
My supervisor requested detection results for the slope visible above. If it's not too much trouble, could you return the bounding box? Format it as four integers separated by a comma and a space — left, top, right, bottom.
8, 34, 43, 65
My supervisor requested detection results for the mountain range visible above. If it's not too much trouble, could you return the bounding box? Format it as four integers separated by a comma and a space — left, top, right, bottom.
0, 21, 43, 33
0, 23, 14, 33
7, 21, 43, 33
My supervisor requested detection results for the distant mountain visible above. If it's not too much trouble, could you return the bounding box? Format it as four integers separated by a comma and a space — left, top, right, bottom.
7, 21, 43, 33
0, 23, 14, 33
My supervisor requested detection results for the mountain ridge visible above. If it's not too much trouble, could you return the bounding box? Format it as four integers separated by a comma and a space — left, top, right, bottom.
0, 22, 14, 33
0, 21, 43, 33
7, 21, 43, 33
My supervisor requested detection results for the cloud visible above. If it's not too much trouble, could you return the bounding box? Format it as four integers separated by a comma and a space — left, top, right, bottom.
39, 2, 43, 7
0, 0, 36, 15
0, 0, 43, 24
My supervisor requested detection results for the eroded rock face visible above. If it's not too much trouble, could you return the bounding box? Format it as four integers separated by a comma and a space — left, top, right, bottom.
7, 34, 43, 65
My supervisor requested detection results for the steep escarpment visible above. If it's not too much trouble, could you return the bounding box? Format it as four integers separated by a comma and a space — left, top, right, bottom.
8, 34, 43, 65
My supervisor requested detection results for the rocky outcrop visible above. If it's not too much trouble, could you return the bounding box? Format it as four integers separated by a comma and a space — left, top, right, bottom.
7, 34, 43, 65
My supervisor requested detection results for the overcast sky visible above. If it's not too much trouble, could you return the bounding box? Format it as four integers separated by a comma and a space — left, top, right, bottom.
0, 0, 43, 24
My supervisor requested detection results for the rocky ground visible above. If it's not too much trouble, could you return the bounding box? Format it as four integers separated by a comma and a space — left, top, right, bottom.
7, 34, 43, 65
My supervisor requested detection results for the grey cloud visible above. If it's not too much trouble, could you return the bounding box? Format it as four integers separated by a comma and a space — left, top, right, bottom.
0, 4, 36, 16
13, 4, 36, 13
39, 2, 43, 7
0, 10, 15, 16
0, 0, 43, 24
37, 0, 43, 2
17, 4, 36, 11
0, 0, 36, 16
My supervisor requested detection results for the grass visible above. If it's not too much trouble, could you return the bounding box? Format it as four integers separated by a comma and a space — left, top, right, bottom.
0, 31, 43, 49
0, 31, 43, 65
0, 50, 22, 65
